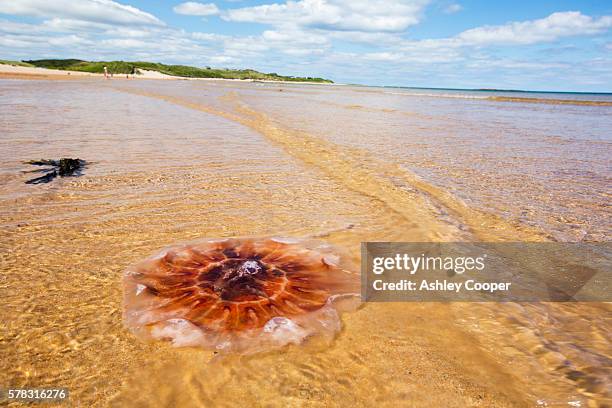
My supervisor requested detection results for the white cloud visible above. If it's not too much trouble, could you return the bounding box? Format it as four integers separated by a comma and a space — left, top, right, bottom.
328, 30, 402, 45
191, 32, 228, 41
1, 3, 611, 90
465, 58, 568, 70
223, 0, 430, 33
443, 4, 462, 14
48, 34, 93, 46
261, 28, 330, 55
262, 28, 328, 46
0, 0, 163, 26
0, 19, 47, 34
100, 38, 150, 49
388, 10, 612, 57
42, 18, 113, 32
362, 52, 402, 62
458, 11, 612, 45
104, 26, 157, 38
173, 2, 220, 16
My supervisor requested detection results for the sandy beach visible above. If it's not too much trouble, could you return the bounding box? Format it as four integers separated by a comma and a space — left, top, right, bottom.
0, 64, 340, 84
0, 64, 181, 80
1, 77, 610, 407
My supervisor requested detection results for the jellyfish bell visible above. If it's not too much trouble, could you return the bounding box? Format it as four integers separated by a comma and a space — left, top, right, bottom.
123, 237, 360, 354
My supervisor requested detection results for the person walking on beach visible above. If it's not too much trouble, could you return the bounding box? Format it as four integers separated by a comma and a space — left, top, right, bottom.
103, 65, 108, 79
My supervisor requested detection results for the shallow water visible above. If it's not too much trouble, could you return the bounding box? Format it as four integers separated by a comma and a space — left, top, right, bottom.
0, 78, 610, 407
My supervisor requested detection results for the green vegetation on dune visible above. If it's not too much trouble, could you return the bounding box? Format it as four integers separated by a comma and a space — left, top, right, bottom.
0, 59, 34, 67
21, 59, 333, 83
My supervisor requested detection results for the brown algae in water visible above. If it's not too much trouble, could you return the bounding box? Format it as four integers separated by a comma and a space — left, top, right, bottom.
24, 158, 86, 184
123, 237, 360, 354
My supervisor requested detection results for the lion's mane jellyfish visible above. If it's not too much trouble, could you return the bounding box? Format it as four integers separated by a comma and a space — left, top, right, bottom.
123, 237, 360, 353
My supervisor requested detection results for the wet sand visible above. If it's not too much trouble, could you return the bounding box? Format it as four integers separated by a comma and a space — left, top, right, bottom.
0, 78, 610, 407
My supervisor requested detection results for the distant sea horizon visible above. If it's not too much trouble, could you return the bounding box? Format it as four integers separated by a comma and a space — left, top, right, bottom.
330, 82, 606, 95
384, 85, 612, 95
337, 83, 612, 103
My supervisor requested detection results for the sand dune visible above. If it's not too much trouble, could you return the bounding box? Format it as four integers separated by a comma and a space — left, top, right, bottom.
0, 63, 182, 80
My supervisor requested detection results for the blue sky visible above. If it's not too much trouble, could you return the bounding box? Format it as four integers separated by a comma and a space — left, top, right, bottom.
1, 0, 611, 91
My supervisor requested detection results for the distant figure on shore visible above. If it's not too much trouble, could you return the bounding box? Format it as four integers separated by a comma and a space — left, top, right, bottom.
131, 66, 136, 79
103, 66, 108, 79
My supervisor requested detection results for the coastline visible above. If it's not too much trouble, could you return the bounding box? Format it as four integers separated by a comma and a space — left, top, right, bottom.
0, 63, 342, 85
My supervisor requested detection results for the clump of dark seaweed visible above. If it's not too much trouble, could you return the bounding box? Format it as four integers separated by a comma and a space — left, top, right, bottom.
24, 158, 86, 184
